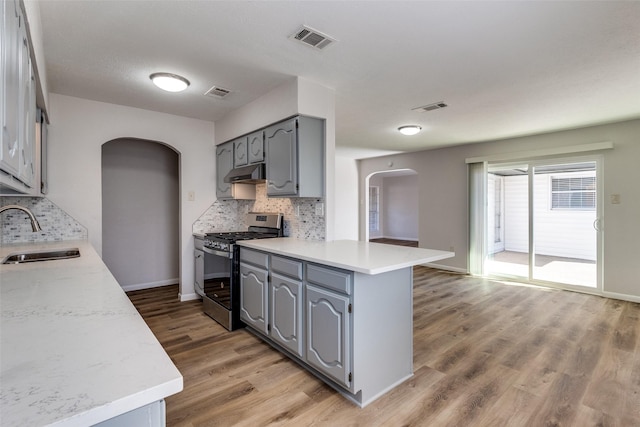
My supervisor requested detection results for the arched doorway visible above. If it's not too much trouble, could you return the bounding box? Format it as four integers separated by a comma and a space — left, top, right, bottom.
365, 169, 419, 246
101, 138, 180, 290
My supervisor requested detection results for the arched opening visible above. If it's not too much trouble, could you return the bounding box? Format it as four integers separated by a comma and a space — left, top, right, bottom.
101, 138, 180, 290
364, 169, 419, 246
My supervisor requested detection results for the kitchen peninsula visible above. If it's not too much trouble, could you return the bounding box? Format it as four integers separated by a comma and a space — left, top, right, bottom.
237, 238, 454, 407
0, 241, 182, 426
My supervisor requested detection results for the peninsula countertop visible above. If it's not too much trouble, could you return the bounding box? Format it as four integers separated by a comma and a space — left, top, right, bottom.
0, 240, 183, 427
236, 238, 454, 274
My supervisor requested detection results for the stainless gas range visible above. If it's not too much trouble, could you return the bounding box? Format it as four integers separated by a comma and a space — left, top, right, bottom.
195, 212, 283, 330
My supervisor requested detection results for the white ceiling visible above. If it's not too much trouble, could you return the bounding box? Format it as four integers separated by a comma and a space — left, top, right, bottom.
37, 1, 640, 159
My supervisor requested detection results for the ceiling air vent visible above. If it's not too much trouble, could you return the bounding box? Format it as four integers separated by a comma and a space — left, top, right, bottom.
290, 25, 336, 50
412, 101, 448, 112
204, 86, 232, 99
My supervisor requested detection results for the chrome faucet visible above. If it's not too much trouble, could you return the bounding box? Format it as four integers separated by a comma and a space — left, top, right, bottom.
0, 204, 42, 232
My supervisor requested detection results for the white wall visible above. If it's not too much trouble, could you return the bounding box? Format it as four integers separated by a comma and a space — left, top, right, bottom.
358, 119, 640, 299
334, 155, 359, 240
503, 175, 529, 253
47, 94, 215, 301
102, 138, 180, 289
383, 175, 418, 241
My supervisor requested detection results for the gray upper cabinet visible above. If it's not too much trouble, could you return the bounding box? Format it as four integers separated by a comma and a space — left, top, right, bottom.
215, 142, 233, 199
1, 0, 22, 178
1, 0, 38, 194
18, 22, 35, 187
216, 115, 323, 198
265, 116, 324, 198
264, 118, 297, 196
233, 136, 248, 167
247, 130, 264, 164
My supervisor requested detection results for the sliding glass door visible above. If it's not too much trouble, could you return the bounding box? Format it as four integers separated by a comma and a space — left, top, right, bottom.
478, 156, 601, 291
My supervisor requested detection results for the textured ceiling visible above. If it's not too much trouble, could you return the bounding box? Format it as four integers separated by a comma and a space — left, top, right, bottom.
37, 1, 640, 158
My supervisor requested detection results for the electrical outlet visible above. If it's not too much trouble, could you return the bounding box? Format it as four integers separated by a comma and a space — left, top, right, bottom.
187, 191, 195, 201
295, 205, 300, 217
315, 202, 324, 216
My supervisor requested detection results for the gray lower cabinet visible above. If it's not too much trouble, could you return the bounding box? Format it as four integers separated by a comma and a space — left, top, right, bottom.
239, 262, 269, 335
215, 142, 233, 199
240, 248, 352, 387
239, 246, 413, 407
270, 272, 303, 357
305, 283, 351, 387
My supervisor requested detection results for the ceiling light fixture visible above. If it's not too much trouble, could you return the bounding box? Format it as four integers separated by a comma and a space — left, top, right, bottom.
150, 72, 190, 92
398, 125, 422, 136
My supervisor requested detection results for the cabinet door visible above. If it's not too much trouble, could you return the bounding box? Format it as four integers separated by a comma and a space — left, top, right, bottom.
1, 0, 21, 177
233, 137, 248, 167
306, 284, 351, 388
240, 263, 269, 335
18, 25, 34, 187
247, 130, 264, 164
215, 142, 233, 199
265, 118, 298, 197
270, 272, 303, 358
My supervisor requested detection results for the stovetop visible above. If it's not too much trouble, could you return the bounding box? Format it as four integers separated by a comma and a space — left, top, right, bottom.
203, 212, 283, 252
205, 231, 280, 242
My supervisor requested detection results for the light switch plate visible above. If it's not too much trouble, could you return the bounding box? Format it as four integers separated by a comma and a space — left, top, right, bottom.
315, 202, 324, 216
187, 191, 195, 201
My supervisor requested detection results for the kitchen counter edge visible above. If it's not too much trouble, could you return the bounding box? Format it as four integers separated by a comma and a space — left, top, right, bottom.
236, 238, 454, 274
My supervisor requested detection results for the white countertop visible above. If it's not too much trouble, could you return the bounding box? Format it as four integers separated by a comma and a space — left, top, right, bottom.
237, 238, 454, 274
0, 240, 183, 427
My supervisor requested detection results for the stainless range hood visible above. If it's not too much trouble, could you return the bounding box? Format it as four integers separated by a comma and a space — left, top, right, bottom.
223, 163, 266, 184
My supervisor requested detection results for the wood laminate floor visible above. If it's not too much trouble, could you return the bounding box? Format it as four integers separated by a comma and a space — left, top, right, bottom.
127, 267, 640, 426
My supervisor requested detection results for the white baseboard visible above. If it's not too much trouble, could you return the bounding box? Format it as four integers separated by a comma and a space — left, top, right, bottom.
602, 291, 640, 304
421, 263, 468, 274
179, 292, 201, 302
121, 278, 179, 292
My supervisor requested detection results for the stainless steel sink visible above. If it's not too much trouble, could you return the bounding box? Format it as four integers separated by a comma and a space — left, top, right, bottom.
2, 248, 80, 264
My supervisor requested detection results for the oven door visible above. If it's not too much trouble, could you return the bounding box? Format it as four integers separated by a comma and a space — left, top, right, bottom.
202, 246, 233, 310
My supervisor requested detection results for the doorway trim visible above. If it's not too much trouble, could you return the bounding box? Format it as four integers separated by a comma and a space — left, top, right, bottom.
363, 168, 418, 242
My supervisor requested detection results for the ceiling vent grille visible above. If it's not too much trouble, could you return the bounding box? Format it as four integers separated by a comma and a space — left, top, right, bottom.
204, 86, 232, 99
290, 25, 336, 50
412, 101, 448, 112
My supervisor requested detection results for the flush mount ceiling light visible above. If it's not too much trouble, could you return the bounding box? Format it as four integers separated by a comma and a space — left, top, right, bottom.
398, 125, 422, 136
150, 72, 190, 92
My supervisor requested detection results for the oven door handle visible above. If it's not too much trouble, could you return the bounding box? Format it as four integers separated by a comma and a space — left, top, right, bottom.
203, 247, 233, 258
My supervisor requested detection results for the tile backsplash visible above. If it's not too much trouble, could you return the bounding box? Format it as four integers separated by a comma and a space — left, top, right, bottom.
0, 196, 88, 245
193, 183, 325, 240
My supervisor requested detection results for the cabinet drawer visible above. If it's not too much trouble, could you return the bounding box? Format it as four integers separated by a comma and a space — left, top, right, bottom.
271, 256, 303, 280
306, 264, 352, 295
240, 248, 269, 269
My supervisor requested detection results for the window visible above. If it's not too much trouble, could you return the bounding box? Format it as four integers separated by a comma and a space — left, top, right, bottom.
369, 186, 379, 232
551, 176, 595, 210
